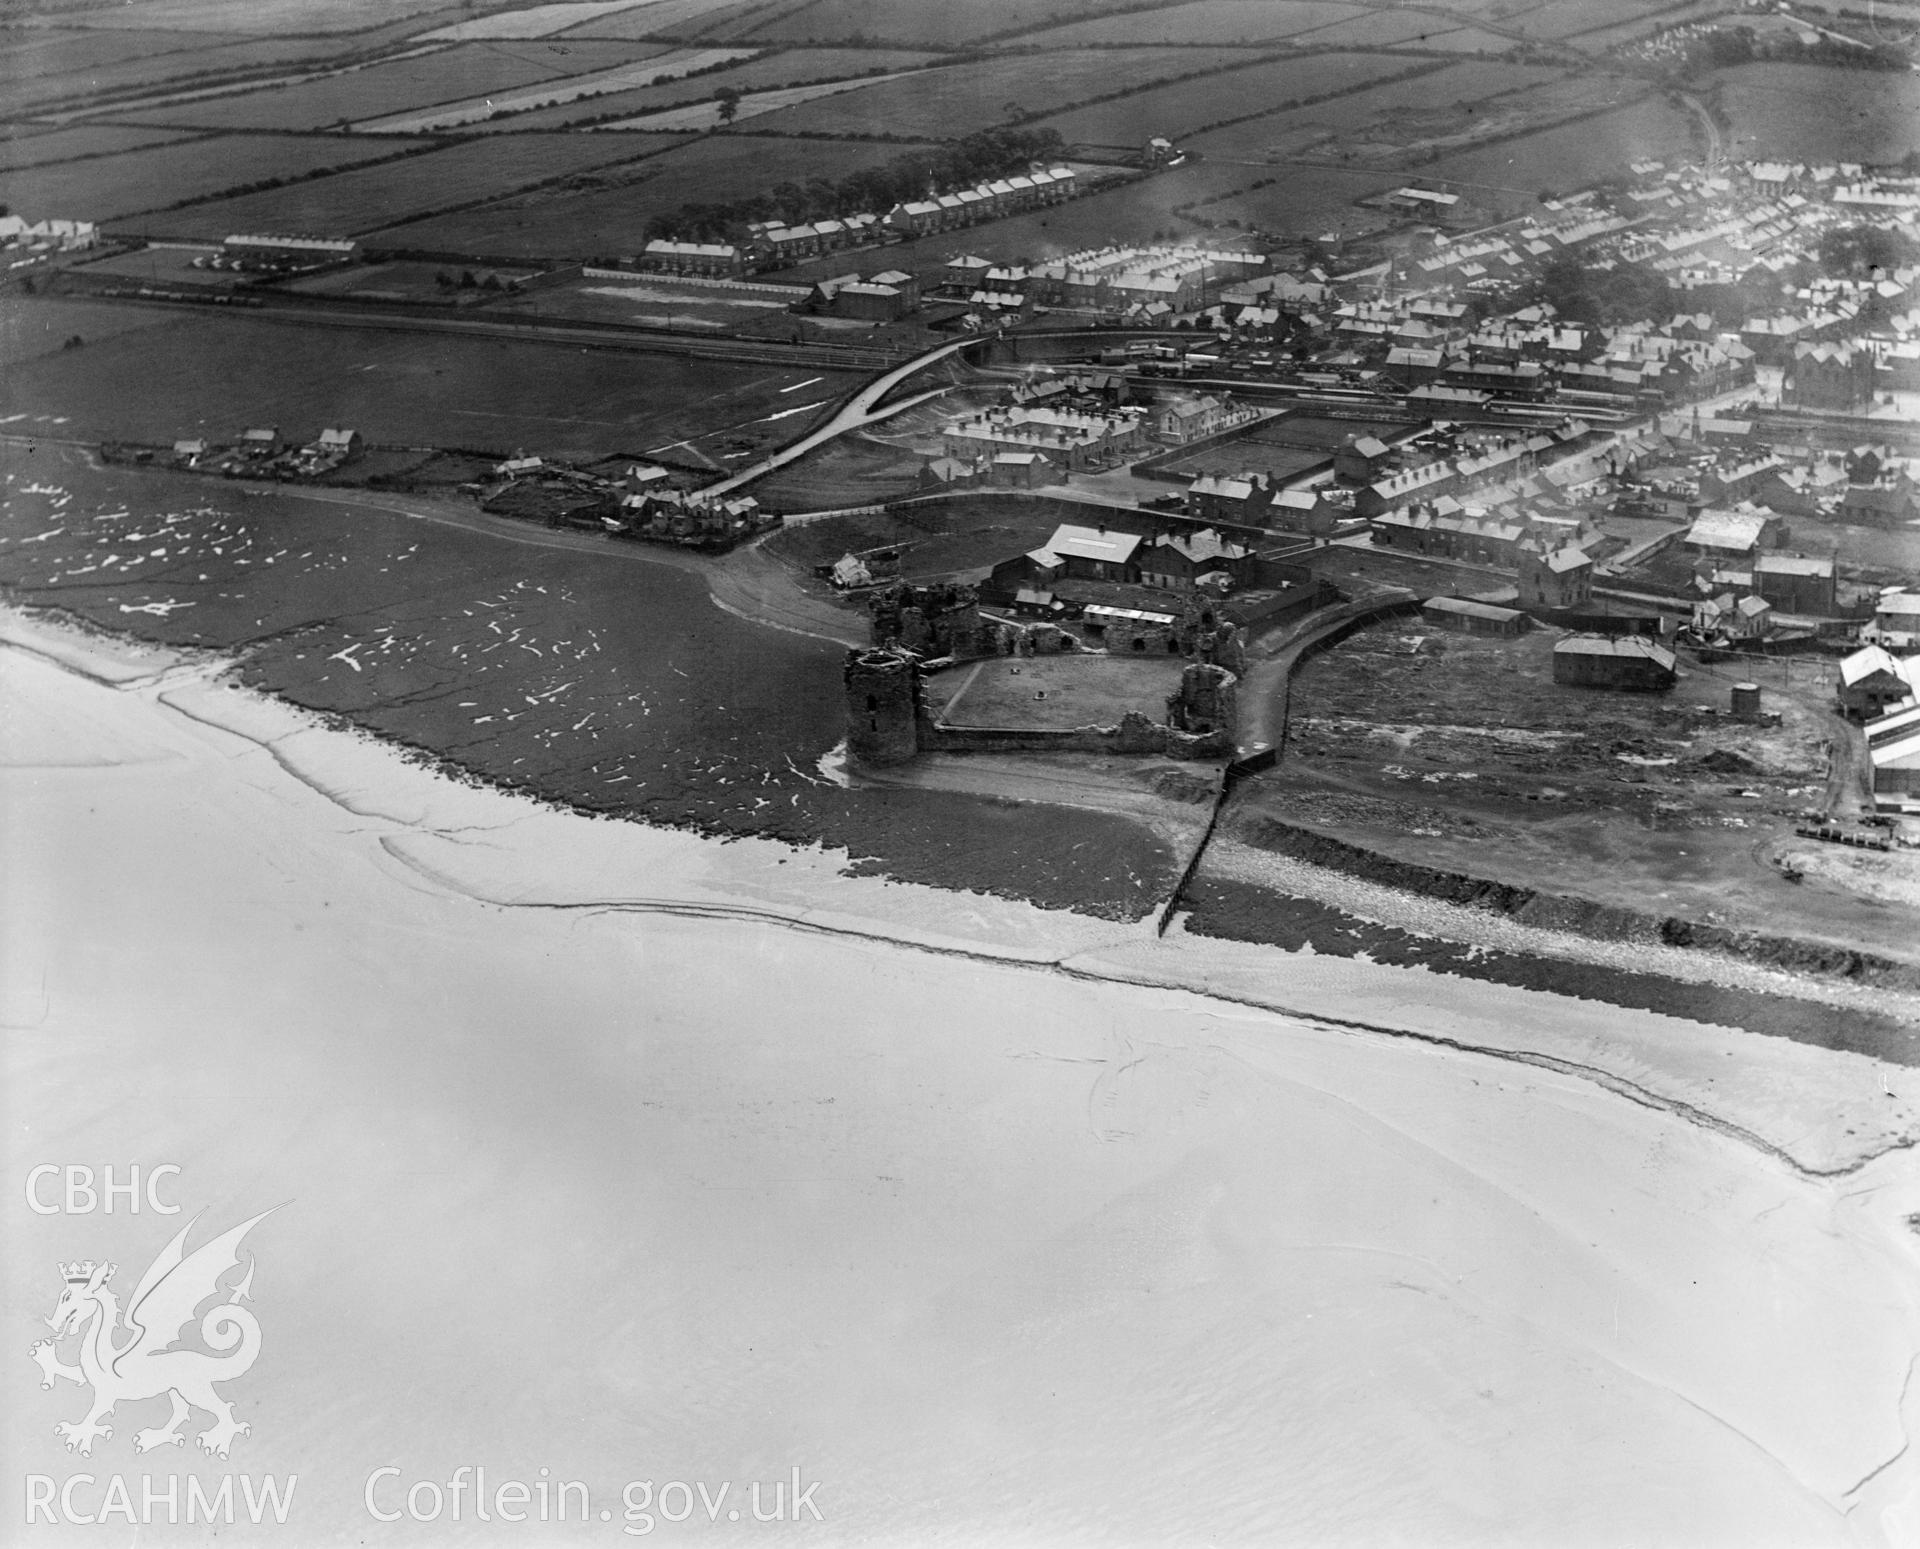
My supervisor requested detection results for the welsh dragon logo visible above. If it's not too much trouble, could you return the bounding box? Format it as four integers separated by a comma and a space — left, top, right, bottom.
29, 1209, 275, 1460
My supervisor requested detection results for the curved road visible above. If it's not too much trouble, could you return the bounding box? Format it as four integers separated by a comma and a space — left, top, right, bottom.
700, 336, 979, 497
1679, 91, 1723, 169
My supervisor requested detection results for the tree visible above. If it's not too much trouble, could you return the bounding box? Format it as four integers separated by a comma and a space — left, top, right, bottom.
714, 85, 742, 125
1819, 223, 1920, 279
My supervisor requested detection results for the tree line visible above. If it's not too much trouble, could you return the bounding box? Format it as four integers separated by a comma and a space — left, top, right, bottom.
641, 125, 1068, 243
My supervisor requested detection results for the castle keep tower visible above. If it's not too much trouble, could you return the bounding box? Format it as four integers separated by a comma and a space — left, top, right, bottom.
843, 648, 920, 765
1167, 661, 1237, 738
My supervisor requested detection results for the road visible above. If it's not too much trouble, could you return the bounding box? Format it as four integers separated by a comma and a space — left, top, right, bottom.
699, 336, 979, 497
1679, 91, 1722, 169
1825, 714, 1874, 819
1231, 593, 1420, 767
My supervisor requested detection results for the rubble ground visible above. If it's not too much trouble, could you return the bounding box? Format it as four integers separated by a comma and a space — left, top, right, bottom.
1257, 620, 1920, 965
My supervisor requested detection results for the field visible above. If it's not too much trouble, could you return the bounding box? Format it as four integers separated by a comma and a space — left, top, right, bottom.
0, 125, 196, 174
765, 493, 1070, 576
416, 0, 694, 40
1162, 433, 1333, 482
0, 132, 429, 223
1012, 1, 1368, 47
459, 45, 935, 130
549, 0, 789, 39
738, 0, 1178, 47
1337, 69, 1639, 166
1270, 413, 1414, 449
114, 41, 662, 132
70, 242, 242, 285
0, 25, 244, 83
137, 134, 666, 239
1714, 61, 1920, 165
1039, 52, 1431, 145
512, 274, 807, 328
1575, 0, 1730, 50
53, 0, 460, 30
353, 45, 752, 132
746, 431, 925, 508
0, 304, 863, 461
284, 258, 539, 298
0, 297, 183, 367
1421, 96, 1698, 207
1181, 58, 1564, 161
931, 655, 1189, 730
741, 46, 1270, 139
1507, 0, 1679, 37
108, 40, 675, 133
9, 34, 389, 111
370, 133, 925, 257
594, 66, 931, 130
1292, 12, 1508, 49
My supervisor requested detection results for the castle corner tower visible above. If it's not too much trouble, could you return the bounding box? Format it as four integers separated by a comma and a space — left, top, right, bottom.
843, 648, 920, 765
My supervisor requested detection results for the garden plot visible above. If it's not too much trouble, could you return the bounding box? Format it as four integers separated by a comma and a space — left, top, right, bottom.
354, 45, 756, 131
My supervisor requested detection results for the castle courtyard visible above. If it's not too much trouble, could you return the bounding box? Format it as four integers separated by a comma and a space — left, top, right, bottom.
928, 655, 1189, 732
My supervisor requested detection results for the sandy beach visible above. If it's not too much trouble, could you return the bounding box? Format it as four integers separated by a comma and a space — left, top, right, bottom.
7, 608, 1920, 1546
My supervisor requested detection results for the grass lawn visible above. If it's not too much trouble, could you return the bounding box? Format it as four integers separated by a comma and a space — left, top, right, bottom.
0, 305, 863, 461
932, 654, 1187, 730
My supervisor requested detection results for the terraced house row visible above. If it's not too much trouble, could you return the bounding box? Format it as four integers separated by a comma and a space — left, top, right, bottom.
635, 167, 1079, 277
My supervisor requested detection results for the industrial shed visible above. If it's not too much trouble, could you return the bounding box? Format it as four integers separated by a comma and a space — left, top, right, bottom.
1421, 597, 1530, 637
1552, 634, 1678, 691
1870, 727, 1920, 800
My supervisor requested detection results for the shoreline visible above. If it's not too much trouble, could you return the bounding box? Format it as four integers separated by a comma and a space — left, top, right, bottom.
8, 600, 1920, 1180
3, 447, 1917, 1047
12, 600, 1920, 1545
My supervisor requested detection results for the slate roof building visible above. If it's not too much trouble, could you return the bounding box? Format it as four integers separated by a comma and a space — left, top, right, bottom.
1552, 634, 1678, 691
